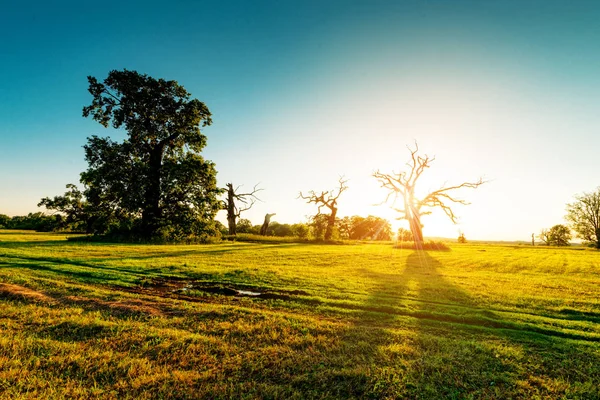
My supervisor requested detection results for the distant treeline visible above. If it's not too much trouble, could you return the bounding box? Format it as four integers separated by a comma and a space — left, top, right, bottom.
0, 213, 61, 232
1, 212, 395, 241
219, 215, 393, 241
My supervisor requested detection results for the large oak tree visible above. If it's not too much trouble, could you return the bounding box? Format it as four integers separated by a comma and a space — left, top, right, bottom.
42, 70, 222, 240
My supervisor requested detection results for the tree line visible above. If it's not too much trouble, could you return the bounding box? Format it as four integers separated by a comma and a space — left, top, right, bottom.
3, 69, 599, 248
536, 190, 600, 248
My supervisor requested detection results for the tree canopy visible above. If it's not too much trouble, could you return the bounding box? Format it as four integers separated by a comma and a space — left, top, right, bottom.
538, 224, 571, 246
566, 188, 600, 248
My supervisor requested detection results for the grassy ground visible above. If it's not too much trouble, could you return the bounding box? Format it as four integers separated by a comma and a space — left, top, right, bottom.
0, 230, 599, 399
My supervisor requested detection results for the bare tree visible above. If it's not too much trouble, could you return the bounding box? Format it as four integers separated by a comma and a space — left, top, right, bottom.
373, 143, 485, 246
260, 213, 276, 235
223, 183, 262, 235
299, 177, 349, 240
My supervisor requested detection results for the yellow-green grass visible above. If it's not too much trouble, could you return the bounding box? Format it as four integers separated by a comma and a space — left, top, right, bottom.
0, 230, 599, 399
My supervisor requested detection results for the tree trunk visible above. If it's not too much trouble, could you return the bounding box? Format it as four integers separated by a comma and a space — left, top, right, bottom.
226, 184, 236, 235
142, 144, 164, 238
260, 213, 275, 235
408, 214, 424, 248
325, 208, 337, 240
596, 228, 600, 249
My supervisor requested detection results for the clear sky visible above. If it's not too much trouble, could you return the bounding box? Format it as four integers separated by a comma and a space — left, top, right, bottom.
1, 0, 599, 240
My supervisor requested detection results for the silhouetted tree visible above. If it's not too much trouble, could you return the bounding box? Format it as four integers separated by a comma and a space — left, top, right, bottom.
299, 177, 348, 240
374, 143, 485, 247
42, 69, 221, 240
566, 188, 600, 248
223, 183, 262, 235
39, 184, 94, 232
457, 233, 467, 243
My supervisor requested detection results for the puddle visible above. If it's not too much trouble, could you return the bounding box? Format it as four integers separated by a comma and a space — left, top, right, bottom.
237, 290, 261, 296
174, 282, 309, 301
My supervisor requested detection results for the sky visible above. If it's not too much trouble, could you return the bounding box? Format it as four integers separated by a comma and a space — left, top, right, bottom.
1, 0, 600, 241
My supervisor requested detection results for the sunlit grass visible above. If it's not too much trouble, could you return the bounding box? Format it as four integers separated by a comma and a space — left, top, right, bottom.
0, 230, 599, 398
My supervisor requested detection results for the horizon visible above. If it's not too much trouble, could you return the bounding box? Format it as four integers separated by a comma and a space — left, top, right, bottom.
2, 1, 600, 241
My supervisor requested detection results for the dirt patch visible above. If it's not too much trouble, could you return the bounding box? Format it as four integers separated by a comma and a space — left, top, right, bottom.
65, 296, 167, 317
0, 283, 56, 304
132, 278, 315, 304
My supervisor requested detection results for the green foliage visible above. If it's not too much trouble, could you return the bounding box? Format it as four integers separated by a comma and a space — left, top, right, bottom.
397, 227, 414, 242
41, 70, 221, 241
346, 215, 392, 240
393, 240, 451, 251
291, 223, 310, 239
310, 214, 330, 240
0, 213, 61, 232
548, 224, 571, 246
539, 224, 572, 246
0, 214, 10, 229
235, 218, 254, 234
566, 188, 600, 248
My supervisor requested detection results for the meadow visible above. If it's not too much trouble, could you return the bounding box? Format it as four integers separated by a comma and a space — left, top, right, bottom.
0, 230, 599, 399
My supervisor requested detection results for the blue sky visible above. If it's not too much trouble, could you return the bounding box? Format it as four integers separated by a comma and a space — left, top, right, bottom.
1, 1, 600, 240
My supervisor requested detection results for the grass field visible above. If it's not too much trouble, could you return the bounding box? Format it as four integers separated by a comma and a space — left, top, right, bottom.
1, 230, 599, 399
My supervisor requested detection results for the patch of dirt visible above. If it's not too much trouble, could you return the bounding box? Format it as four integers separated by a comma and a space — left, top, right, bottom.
0, 283, 56, 304
64, 296, 168, 317
127, 278, 314, 305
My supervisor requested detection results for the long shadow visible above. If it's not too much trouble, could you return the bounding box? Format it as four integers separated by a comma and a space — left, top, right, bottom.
285, 250, 600, 398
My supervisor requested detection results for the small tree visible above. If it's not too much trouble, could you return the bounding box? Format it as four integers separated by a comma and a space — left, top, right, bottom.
457, 233, 467, 243
374, 143, 485, 246
548, 224, 571, 246
299, 177, 348, 241
566, 188, 600, 248
538, 225, 571, 246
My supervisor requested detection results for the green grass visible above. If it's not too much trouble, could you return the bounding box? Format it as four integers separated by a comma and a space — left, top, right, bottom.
1, 230, 599, 399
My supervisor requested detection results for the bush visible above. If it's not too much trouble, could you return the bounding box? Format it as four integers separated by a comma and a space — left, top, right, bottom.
393, 240, 450, 251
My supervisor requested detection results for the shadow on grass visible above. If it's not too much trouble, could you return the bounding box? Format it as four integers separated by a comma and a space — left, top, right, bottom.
285, 251, 600, 398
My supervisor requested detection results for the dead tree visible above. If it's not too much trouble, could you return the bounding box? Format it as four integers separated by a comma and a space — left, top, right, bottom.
260, 213, 276, 235
299, 177, 349, 240
223, 183, 262, 235
373, 143, 485, 246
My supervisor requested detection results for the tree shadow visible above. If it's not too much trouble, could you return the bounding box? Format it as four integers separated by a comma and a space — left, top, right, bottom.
285, 250, 600, 398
